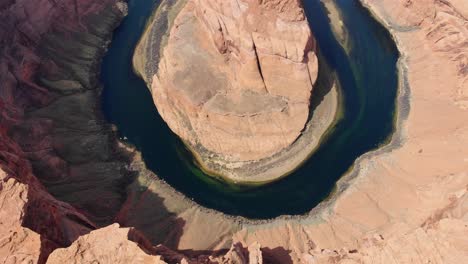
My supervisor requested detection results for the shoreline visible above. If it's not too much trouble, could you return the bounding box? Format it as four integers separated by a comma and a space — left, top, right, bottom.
312, 0, 410, 197
116, 0, 405, 224
322, 0, 351, 52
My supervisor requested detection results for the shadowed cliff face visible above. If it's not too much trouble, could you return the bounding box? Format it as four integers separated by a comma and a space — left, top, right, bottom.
0, 0, 128, 260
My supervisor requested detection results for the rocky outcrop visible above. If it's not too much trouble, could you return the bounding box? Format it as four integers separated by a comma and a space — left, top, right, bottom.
361, 0, 467, 110
300, 191, 468, 263
47, 224, 167, 264
134, 0, 322, 182
47, 223, 269, 264
0, 170, 42, 264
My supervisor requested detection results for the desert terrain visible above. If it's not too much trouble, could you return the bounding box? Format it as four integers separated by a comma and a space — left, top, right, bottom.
0, 0, 466, 263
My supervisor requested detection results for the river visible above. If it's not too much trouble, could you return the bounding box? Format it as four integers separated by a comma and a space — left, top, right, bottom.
101, 0, 399, 219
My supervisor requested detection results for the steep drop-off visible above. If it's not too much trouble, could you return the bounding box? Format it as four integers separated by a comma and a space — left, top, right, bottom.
0, 0, 130, 260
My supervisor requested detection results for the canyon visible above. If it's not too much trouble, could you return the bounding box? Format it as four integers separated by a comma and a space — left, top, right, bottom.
0, 0, 467, 263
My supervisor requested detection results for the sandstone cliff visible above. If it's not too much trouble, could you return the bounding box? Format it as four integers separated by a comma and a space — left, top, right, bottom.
47, 223, 266, 264
134, 0, 321, 182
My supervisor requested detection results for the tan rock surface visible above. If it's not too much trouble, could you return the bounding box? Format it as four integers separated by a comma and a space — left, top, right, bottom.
47, 224, 168, 264
0, 170, 42, 264
134, 0, 319, 181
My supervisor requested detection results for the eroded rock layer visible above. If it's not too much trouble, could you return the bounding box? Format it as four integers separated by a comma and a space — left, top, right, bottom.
134, 0, 319, 181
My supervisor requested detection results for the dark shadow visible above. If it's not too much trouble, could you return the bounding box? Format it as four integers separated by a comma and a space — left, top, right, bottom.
178, 247, 230, 258
262, 247, 294, 264
37, 237, 59, 264
307, 50, 338, 122
170, 243, 293, 264
113, 153, 186, 249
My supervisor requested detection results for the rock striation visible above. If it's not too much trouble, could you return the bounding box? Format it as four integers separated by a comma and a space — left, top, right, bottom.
134, 0, 322, 182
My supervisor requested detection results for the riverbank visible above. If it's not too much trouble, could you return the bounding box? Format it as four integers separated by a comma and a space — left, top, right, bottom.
322, 0, 351, 51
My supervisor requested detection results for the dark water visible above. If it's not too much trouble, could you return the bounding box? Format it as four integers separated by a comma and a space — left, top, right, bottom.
101, 0, 399, 219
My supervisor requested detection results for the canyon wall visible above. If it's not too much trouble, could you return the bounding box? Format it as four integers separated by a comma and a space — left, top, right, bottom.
0, 0, 466, 263
0, 0, 129, 261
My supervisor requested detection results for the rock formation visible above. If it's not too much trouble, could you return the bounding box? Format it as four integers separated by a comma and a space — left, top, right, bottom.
0, 0, 131, 261
134, 0, 322, 182
0, 170, 42, 263
47, 223, 267, 264
0, 0, 466, 263
0, 0, 299, 262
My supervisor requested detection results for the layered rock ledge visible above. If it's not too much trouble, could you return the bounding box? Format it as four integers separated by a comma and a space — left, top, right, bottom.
134, 0, 338, 183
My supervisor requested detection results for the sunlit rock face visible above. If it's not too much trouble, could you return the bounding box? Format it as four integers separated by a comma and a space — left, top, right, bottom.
134, 0, 318, 165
